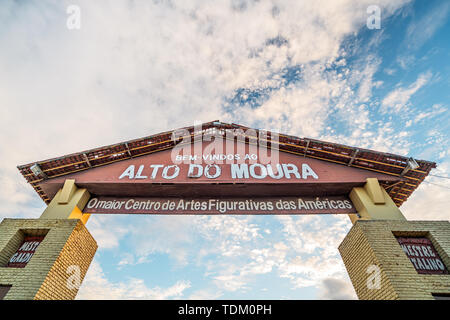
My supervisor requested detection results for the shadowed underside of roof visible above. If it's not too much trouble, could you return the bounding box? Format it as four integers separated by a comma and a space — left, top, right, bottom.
18, 120, 436, 206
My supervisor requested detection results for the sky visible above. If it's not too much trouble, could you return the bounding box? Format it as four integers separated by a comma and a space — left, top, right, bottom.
0, 0, 449, 299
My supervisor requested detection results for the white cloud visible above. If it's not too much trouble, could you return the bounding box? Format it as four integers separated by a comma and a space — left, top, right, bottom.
197, 215, 354, 295
355, 56, 382, 102
384, 68, 396, 75
274, 215, 353, 290
405, 2, 450, 50
77, 260, 191, 299
320, 121, 412, 158
318, 278, 357, 300
401, 159, 450, 221
108, 214, 355, 298
413, 104, 447, 124
212, 274, 249, 292
87, 215, 130, 249
396, 54, 415, 70
188, 289, 223, 300
381, 71, 432, 113
126, 216, 199, 266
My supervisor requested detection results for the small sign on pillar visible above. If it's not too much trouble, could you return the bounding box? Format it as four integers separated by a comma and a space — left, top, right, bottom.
6, 236, 45, 268
397, 237, 448, 275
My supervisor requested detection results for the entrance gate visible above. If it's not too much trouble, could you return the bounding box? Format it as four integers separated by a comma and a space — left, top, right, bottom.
1, 121, 449, 299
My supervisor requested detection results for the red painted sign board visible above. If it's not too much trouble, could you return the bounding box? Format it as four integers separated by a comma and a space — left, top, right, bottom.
39, 140, 401, 200
397, 237, 448, 275
7, 236, 45, 268
83, 196, 356, 215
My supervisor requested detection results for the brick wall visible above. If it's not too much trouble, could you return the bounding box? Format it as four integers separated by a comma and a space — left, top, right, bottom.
0, 218, 97, 300
339, 220, 450, 300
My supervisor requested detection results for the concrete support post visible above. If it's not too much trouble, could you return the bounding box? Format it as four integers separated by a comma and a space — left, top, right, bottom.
40, 179, 91, 224
348, 178, 406, 224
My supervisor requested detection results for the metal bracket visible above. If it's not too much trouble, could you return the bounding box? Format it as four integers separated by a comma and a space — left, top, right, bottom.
125, 143, 133, 158
30, 163, 48, 179
303, 139, 310, 157
83, 153, 92, 168
348, 149, 359, 166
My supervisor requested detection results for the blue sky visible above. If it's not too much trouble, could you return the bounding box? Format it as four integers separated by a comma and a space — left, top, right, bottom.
0, 0, 449, 299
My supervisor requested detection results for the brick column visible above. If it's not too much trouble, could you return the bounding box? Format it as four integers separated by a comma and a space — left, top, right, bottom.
339, 220, 450, 299
0, 218, 97, 300
0, 179, 96, 300
340, 178, 450, 299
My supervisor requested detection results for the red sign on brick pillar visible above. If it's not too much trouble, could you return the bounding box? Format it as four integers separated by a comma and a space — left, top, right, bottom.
397, 237, 448, 275
6, 236, 45, 268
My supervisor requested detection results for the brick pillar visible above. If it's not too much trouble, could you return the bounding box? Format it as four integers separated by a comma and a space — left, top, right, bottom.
340, 179, 450, 299
339, 220, 450, 299
0, 218, 97, 300
0, 219, 97, 300
0, 179, 97, 300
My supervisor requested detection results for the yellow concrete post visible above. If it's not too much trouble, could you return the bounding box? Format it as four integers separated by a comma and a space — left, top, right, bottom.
40, 179, 91, 225
348, 178, 406, 224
